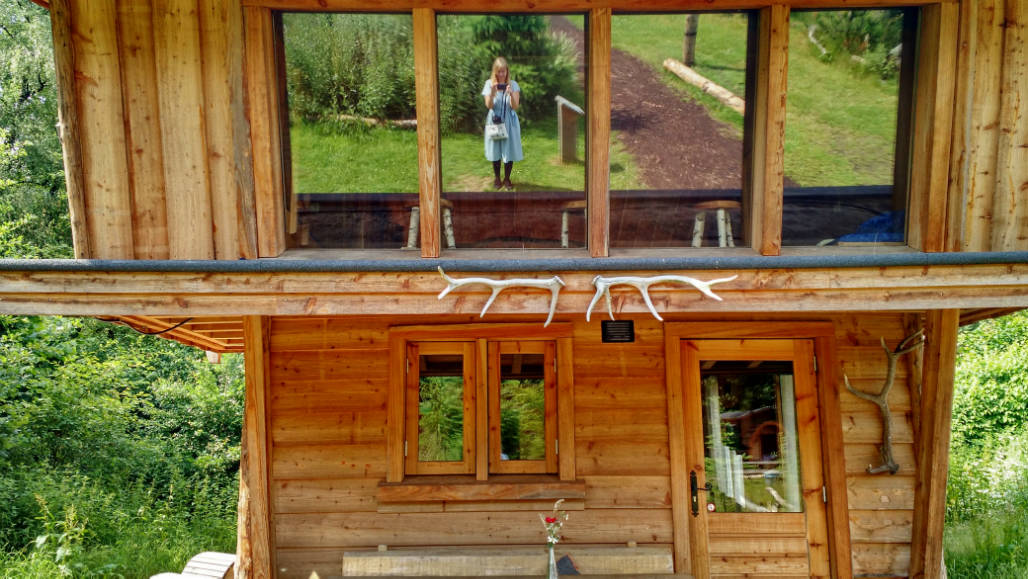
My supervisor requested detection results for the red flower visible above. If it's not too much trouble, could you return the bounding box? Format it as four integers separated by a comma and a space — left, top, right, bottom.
545, 517, 557, 524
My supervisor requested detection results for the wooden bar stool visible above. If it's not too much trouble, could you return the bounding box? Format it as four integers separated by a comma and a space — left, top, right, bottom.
692, 200, 740, 247
560, 199, 587, 248
406, 199, 455, 249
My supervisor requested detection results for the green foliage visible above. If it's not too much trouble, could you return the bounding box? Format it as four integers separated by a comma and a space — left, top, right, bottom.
0, 2, 72, 258
417, 376, 465, 461
499, 379, 545, 460
945, 509, 1028, 578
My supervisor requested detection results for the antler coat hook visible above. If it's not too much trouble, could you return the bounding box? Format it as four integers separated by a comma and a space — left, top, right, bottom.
437, 267, 566, 327
586, 274, 738, 322
843, 329, 925, 475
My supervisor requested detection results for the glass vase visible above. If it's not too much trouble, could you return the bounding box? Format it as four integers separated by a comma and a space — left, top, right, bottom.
547, 543, 558, 579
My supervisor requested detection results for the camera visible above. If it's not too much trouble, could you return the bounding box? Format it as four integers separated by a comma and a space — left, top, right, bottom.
492, 115, 503, 124
495, 83, 507, 91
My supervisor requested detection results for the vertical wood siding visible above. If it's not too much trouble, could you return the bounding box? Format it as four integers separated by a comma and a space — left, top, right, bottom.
264, 314, 922, 578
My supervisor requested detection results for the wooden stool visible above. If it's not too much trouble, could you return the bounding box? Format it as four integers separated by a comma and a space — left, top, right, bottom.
692, 200, 740, 247
406, 199, 455, 249
560, 199, 587, 248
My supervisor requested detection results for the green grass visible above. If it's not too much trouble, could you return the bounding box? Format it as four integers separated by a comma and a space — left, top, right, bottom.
290, 116, 643, 193
945, 512, 1028, 578
604, 13, 900, 187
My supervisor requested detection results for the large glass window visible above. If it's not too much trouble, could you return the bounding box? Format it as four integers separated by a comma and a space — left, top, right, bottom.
609, 12, 756, 248
783, 9, 916, 247
436, 14, 587, 249
281, 13, 418, 249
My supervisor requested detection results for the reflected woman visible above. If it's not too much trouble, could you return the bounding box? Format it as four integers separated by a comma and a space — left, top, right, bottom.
483, 57, 523, 191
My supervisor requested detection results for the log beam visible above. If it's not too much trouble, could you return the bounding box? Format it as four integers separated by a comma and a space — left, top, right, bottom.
238, 316, 274, 578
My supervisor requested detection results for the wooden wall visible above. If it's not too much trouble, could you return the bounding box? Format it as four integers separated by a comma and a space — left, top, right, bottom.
264, 313, 921, 578
48, 0, 1026, 259
50, 0, 256, 260
951, 0, 1027, 252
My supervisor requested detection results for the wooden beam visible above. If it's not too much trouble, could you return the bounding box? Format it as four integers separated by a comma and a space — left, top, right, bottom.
749, 5, 788, 256
241, 0, 953, 10
154, 0, 215, 259
229, 0, 260, 260
663, 322, 692, 573
239, 316, 274, 578
70, 0, 135, 259
112, 315, 242, 353
1, 263, 1026, 317
556, 337, 576, 481
587, 8, 611, 257
244, 7, 286, 257
992, 0, 1027, 251
116, 0, 170, 260
909, 309, 959, 578
48, 0, 90, 258
413, 8, 442, 258
908, 3, 959, 252
814, 333, 853, 579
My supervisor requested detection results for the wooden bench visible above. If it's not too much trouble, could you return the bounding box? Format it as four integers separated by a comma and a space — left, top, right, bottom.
149, 551, 235, 579
342, 544, 674, 576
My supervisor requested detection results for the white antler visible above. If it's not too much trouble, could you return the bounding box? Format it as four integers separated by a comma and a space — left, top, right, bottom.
586, 274, 738, 322
437, 267, 566, 327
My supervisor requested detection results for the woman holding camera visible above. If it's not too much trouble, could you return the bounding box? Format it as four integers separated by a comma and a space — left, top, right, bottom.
483, 57, 522, 190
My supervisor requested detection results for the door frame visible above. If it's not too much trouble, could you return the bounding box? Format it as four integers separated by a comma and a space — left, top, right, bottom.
663, 322, 852, 578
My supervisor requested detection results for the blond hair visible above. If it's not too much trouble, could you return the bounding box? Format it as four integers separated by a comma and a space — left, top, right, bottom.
490, 57, 512, 86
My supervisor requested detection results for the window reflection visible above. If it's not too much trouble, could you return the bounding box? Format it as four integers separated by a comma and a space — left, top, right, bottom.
784, 9, 915, 246
418, 354, 465, 462
437, 14, 587, 249
609, 13, 755, 249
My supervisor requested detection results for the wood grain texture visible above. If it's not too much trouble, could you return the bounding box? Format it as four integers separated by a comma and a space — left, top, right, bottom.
557, 337, 577, 481
242, 0, 952, 10
244, 7, 285, 257
413, 8, 441, 258
992, 0, 1027, 251
153, 0, 215, 259
199, 0, 244, 259
909, 309, 959, 578
757, 5, 788, 255
70, 0, 135, 259
242, 316, 274, 578
815, 330, 853, 579
588, 8, 611, 257
48, 0, 90, 258
115, 0, 169, 260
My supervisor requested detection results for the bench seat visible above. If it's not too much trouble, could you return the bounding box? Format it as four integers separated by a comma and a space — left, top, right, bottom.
342, 544, 673, 576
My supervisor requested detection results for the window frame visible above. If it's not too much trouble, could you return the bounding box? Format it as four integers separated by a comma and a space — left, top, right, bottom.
250, 1, 953, 259
487, 340, 558, 474
387, 324, 575, 483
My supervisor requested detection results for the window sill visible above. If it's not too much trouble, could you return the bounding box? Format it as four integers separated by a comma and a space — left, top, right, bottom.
377, 475, 585, 513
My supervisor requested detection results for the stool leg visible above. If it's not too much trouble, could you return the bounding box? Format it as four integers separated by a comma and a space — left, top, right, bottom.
442, 207, 456, 249
561, 210, 570, 248
692, 211, 706, 247
724, 209, 735, 247
406, 207, 419, 249
716, 208, 728, 247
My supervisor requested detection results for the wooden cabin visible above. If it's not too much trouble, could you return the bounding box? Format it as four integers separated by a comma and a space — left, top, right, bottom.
3, 0, 1026, 577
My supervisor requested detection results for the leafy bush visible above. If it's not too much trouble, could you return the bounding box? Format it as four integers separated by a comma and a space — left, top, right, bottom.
795, 10, 905, 79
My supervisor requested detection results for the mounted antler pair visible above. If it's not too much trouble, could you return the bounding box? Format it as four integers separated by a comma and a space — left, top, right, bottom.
436, 268, 737, 325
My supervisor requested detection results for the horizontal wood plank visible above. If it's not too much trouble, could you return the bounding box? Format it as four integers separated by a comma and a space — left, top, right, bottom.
846, 475, 916, 511
584, 476, 671, 509
272, 443, 386, 480
378, 479, 586, 503
273, 479, 380, 514
849, 509, 914, 543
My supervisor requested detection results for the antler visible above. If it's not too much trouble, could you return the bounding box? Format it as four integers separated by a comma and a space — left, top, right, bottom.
843, 329, 925, 474
437, 267, 566, 327
586, 274, 738, 322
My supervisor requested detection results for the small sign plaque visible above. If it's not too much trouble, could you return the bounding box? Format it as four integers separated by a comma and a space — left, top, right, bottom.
601, 320, 635, 343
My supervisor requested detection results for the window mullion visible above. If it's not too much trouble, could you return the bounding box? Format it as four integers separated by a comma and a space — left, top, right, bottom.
413, 8, 442, 258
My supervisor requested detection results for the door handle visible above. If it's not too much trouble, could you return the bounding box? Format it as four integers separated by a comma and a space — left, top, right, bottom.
690, 470, 712, 517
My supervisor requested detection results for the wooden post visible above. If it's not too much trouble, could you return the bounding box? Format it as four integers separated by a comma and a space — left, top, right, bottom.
588, 8, 611, 257
683, 14, 699, 67
238, 316, 273, 578
909, 309, 959, 578
748, 5, 788, 256
992, 0, 1026, 251
555, 96, 584, 163
49, 0, 91, 259
413, 8, 442, 258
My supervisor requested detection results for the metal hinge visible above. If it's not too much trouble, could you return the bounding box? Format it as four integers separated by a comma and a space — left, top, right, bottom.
555, 439, 559, 455
822, 486, 827, 503
813, 355, 818, 374
404, 440, 408, 457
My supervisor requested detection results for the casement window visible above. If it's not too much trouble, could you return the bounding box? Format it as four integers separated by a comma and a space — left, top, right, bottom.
252, 4, 945, 258
388, 325, 574, 482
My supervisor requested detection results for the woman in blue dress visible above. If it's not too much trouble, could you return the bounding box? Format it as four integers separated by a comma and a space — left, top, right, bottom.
482, 57, 523, 190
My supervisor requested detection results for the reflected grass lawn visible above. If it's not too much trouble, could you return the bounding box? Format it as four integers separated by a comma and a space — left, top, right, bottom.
290, 117, 643, 193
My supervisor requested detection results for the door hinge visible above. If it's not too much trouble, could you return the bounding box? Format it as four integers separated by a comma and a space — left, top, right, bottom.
404, 440, 408, 457
555, 439, 559, 455
822, 486, 827, 503
813, 354, 818, 374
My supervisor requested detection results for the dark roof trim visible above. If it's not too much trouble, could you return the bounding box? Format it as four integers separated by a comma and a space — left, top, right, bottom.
1, 252, 1026, 274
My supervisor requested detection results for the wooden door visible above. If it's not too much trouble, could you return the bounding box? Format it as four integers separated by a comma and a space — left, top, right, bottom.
680, 339, 830, 578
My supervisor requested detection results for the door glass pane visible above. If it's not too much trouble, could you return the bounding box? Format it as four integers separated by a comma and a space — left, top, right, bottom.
701, 361, 802, 513
499, 353, 546, 460
418, 354, 465, 461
